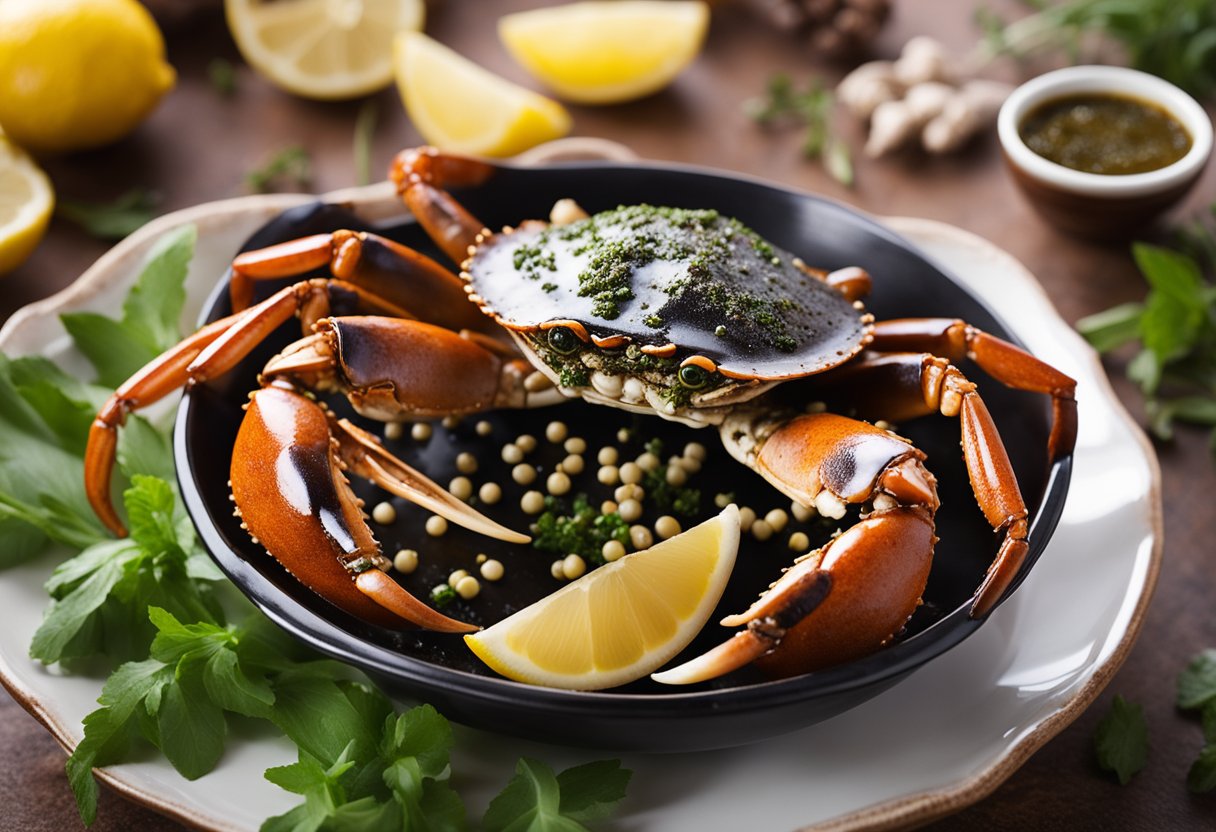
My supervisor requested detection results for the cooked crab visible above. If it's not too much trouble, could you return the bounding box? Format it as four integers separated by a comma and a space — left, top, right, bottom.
83, 147, 1077, 681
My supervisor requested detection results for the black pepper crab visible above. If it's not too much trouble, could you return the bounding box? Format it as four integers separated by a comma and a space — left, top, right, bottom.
83, 147, 1077, 683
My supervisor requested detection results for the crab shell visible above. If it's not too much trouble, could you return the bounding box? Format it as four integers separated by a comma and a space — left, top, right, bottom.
461, 207, 873, 383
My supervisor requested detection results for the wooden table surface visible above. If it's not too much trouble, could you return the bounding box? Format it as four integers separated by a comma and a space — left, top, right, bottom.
2, 1, 1214, 829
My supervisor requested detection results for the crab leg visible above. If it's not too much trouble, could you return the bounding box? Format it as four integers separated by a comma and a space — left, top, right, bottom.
229, 229, 499, 336
654, 412, 940, 684
390, 147, 495, 266
86, 280, 349, 536
809, 350, 1043, 617
259, 316, 559, 421
866, 318, 1078, 462
232, 384, 477, 632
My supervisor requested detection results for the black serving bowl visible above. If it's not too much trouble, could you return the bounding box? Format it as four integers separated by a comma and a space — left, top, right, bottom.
176, 161, 1071, 752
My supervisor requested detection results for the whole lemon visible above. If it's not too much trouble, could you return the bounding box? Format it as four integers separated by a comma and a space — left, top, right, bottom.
0, 0, 176, 154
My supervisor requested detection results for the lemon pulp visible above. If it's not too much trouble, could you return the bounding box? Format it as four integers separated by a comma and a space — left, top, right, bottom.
0, 139, 54, 275
498, 0, 710, 104
226, 0, 425, 100
394, 32, 571, 157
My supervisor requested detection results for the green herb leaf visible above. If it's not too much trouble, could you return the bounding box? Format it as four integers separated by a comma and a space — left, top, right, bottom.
1076, 301, 1146, 353
484, 757, 630, 832
29, 539, 139, 663
66, 658, 175, 824
1178, 649, 1216, 709
1203, 700, 1216, 744
60, 223, 195, 386
121, 224, 195, 353
1189, 744, 1216, 792
157, 663, 227, 779
1094, 695, 1149, 785
554, 759, 632, 823
247, 146, 312, 194
56, 189, 161, 241
204, 647, 276, 719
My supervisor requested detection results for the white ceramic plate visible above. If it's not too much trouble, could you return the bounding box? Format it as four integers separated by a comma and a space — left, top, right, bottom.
0, 158, 1160, 831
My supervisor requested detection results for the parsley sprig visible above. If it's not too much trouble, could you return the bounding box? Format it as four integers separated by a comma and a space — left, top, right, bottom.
0, 227, 631, 829
1077, 217, 1216, 451
1178, 649, 1216, 792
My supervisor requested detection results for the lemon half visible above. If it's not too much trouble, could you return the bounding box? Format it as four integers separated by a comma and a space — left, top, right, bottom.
226, 0, 425, 100
498, 0, 710, 104
394, 32, 571, 157
0, 138, 54, 275
465, 505, 740, 690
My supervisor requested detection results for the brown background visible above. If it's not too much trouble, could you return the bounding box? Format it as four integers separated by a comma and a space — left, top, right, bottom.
2, 0, 1214, 829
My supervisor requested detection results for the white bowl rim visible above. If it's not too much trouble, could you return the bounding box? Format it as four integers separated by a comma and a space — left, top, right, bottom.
998, 65, 1213, 198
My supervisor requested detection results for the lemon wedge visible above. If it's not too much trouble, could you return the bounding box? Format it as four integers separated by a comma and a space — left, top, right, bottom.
225, 0, 424, 100
498, 0, 710, 104
0, 138, 54, 275
466, 505, 739, 690
393, 32, 571, 157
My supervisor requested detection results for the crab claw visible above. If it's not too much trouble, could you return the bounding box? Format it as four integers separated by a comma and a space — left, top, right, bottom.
231, 384, 477, 632
653, 507, 934, 684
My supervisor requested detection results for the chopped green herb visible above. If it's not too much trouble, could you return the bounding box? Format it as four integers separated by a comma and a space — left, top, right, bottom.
56, 189, 161, 241
430, 583, 457, 607
246, 145, 312, 194
640, 438, 701, 517
533, 494, 630, 565
1093, 695, 1149, 785
352, 99, 378, 187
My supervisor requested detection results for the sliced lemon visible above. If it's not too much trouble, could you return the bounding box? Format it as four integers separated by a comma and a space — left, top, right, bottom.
0, 138, 54, 275
225, 0, 424, 100
393, 32, 571, 157
498, 0, 710, 105
466, 505, 739, 690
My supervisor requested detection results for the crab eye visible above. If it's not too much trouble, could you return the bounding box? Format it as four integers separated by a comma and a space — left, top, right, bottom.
678, 364, 711, 389
547, 326, 580, 355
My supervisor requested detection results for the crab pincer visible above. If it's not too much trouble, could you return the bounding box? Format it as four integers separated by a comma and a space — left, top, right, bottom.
231, 385, 484, 632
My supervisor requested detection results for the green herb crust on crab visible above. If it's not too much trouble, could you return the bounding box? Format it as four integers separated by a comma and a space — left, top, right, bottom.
467, 205, 868, 381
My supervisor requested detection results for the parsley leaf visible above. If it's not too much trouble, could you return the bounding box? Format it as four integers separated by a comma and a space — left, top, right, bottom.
30, 476, 224, 665
1188, 744, 1216, 793
60, 223, 195, 387
66, 658, 176, 825
1177, 649, 1216, 710
1094, 695, 1149, 785
1077, 223, 1216, 450
56, 189, 161, 241
483, 758, 631, 832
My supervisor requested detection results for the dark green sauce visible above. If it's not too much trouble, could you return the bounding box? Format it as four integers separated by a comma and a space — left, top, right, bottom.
1019, 93, 1191, 175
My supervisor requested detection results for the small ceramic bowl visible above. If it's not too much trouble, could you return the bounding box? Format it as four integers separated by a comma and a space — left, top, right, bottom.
998, 65, 1212, 239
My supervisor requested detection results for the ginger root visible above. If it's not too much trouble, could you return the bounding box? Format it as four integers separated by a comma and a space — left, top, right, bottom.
838, 37, 1012, 158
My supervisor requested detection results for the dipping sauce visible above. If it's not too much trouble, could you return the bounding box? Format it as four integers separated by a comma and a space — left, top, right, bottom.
1018, 93, 1192, 175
